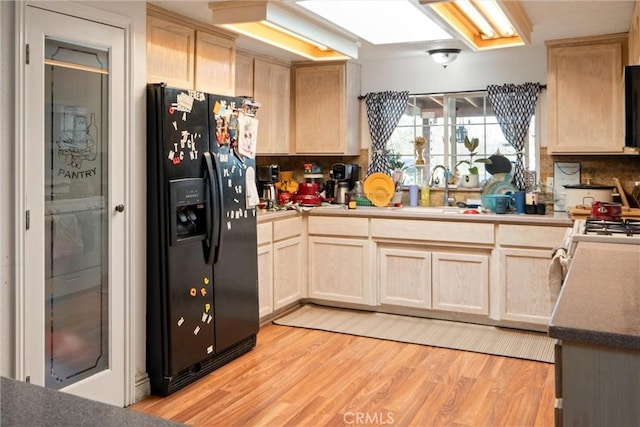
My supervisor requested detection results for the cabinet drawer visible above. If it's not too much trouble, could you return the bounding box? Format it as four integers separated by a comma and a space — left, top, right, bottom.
308, 216, 368, 237
371, 219, 493, 244
257, 222, 272, 245
273, 216, 303, 241
498, 224, 569, 248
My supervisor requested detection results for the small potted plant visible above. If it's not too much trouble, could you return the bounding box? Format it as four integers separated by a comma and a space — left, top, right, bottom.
385, 147, 405, 172
455, 135, 491, 188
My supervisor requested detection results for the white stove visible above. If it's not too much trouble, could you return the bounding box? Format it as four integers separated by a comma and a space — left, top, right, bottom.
571, 218, 640, 245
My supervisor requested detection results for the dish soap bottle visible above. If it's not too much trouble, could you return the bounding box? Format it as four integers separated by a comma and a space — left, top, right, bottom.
420, 183, 430, 206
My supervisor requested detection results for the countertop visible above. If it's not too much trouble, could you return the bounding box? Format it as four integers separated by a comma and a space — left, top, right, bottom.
257, 204, 573, 226
548, 241, 640, 350
0, 377, 182, 427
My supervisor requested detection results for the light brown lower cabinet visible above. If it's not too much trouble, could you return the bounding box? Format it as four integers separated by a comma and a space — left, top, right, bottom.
496, 224, 569, 326
432, 251, 489, 315
378, 246, 432, 309
307, 216, 373, 305
257, 243, 273, 318
260, 213, 570, 330
376, 245, 490, 314
257, 215, 305, 318
498, 247, 559, 324
273, 236, 304, 309
257, 222, 273, 318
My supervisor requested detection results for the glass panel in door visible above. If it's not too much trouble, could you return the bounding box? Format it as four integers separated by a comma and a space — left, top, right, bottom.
43, 38, 109, 389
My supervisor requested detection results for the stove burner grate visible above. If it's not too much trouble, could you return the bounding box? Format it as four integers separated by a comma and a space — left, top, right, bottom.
584, 219, 640, 236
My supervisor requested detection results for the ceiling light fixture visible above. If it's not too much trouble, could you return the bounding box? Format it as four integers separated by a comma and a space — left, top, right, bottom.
209, 1, 358, 61
428, 48, 461, 68
474, 0, 515, 37
454, 0, 495, 39
427, 0, 531, 51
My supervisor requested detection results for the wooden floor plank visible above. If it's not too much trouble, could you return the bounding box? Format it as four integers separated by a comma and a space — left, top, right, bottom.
129, 323, 555, 426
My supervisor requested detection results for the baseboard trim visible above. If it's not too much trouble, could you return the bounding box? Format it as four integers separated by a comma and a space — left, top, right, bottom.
133, 373, 150, 404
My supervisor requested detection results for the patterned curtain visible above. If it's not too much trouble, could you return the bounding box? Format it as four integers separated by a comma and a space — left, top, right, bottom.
487, 83, 541, 191
364, 91, 409, 176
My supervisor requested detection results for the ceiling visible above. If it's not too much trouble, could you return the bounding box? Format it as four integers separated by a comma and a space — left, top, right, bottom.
151, 1, 637, 62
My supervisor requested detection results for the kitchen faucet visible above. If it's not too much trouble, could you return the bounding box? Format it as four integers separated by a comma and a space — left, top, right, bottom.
429, 165, 454, 206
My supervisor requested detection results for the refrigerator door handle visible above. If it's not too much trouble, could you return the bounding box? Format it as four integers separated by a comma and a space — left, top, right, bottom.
203, 152, 223, 264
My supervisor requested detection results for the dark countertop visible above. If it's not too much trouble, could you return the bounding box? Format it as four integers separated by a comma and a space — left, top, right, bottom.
258, 204, 573, 226
548, 241, 640, 350
0, 377, 182, 427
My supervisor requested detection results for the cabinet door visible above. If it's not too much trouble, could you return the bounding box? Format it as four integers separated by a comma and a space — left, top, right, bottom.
547, 40, 624, 153
432, 252, 489, 315
498, 248, 556, 324
378, 246, 431, 309
257, 244, 273, 318
308, 236, 373, 305
630, 6, 640, 66
273, 237, 303, 309
195, 31, 235, 95
146, 16, 194, 89
254, 59, 290, 154
235, 52, 254, 97
294, 64, 344, 153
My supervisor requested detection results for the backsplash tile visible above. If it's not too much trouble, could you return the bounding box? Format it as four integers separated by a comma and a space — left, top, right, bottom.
257, 148, 640, 206
540, 148, 640, 195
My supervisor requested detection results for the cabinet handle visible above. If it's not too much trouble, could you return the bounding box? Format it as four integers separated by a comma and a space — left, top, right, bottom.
115, 204, 125, 213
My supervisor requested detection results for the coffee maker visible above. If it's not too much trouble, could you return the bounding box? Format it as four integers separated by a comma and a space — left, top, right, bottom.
257, 164, 279, 204
331, 163, 360, 204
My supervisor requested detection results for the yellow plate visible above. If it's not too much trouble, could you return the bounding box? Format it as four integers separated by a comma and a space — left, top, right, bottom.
364, 173, 394, 207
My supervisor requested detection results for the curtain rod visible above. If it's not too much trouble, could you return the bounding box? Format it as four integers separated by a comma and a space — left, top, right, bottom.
358, 84, 547, 100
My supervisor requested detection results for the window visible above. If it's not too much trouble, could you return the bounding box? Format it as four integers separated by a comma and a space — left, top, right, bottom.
386, 91, 536, 186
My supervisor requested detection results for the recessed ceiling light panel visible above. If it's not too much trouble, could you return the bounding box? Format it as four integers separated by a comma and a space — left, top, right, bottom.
298, 0, 453, 45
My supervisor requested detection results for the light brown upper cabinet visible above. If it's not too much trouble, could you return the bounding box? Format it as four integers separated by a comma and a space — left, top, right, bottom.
235, 53, 291, 155
546, 34, 628, 154
147, 15, 195, 90
254, 59, 291, 155
292, 61, 361, 155
195, 32, 235, 96
146, 4, 236, 95
235, 52, 254, 99
629, 2, 640, 66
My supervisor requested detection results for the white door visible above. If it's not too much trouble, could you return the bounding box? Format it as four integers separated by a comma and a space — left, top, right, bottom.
23, 5, 126, 406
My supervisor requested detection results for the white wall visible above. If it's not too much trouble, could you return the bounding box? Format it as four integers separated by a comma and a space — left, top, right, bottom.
360, 45, 548, 94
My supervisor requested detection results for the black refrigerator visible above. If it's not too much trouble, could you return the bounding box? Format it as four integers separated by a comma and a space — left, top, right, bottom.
146, 84, 259, 396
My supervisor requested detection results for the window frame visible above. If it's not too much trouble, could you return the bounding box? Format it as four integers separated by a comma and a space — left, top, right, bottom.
385, 90, 539, 188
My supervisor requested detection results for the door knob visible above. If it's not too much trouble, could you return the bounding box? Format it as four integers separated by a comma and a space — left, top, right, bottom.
115, 204, 125, 212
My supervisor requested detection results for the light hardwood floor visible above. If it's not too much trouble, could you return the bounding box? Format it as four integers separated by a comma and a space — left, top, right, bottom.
130, 323, 555, 426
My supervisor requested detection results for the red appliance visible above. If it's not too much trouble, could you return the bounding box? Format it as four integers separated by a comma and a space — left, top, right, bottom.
298, 182, 319, 196
294, 194, 322, 206
590, 201, 623, 221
